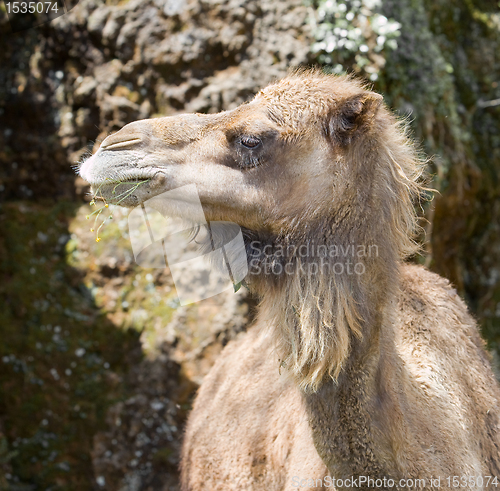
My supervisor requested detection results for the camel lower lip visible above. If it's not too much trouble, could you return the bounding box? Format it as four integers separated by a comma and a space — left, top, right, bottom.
91, 179, 150, 205
90, 172, 167, 207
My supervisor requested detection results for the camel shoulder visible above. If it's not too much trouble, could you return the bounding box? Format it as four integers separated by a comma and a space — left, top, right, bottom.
396, 263, 494, 376
398, 263, 475, 330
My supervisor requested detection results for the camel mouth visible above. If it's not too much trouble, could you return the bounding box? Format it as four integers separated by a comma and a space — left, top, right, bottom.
89, 171, 166, 208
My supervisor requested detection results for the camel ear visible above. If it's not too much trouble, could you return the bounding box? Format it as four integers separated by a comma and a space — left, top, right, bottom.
327, 92, 383, 145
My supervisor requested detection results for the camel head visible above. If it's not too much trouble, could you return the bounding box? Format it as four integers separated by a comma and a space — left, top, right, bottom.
80, 71, 421, 245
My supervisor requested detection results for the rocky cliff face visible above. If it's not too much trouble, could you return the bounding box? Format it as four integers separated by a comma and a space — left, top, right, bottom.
0, 0, 499, 489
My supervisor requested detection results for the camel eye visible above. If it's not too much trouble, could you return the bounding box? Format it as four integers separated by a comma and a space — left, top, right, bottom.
240, 136, 261, 149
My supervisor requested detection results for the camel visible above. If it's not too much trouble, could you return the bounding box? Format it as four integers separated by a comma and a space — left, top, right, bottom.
79, 70, 500, 490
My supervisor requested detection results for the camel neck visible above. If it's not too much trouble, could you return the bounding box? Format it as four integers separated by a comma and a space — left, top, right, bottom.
250, 229, 402, 483
252, 226, 398, 389
303, 300, 404, 487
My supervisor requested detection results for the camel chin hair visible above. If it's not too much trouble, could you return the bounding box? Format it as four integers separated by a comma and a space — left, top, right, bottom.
79, 69, 500, 491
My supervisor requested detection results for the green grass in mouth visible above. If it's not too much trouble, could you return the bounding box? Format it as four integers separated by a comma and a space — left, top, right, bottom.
85, 178, 151, 242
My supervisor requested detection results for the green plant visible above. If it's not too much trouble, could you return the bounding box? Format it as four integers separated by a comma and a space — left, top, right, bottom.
309, 0, 401, 79
86, 179, 150, 242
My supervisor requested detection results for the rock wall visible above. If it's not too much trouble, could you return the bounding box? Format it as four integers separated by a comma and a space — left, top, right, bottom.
0, 0, 499, 489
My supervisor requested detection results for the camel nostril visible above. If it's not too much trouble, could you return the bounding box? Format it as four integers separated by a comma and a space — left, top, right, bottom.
100, 135, 143, 150
100, 121, 152, 150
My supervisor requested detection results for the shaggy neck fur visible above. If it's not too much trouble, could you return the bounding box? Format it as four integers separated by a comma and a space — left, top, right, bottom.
245, 227, 392, 391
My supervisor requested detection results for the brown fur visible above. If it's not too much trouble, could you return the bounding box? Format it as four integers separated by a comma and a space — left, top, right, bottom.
80, 70, 500, 490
